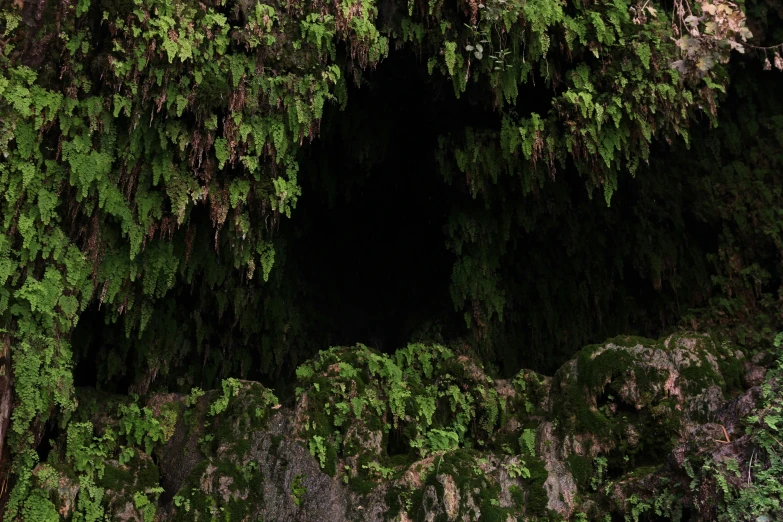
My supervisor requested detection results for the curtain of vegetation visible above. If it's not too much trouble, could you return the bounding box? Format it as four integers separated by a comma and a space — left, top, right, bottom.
0, 0, 781, 516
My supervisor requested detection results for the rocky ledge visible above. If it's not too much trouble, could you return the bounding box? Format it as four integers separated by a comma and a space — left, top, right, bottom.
26, 332, 780, 521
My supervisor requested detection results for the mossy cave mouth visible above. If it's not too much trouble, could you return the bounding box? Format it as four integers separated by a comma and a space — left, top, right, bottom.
71, 48, 732, 397
3, 0, 783, 518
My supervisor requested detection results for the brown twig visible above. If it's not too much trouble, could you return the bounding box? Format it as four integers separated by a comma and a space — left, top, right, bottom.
0, 468, 9, 498
768, 432, 783, 448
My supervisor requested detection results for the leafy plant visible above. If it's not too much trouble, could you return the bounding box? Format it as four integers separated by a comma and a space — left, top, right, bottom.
117, 400, 171, 454
291, 474, 307, 507
505, 458, 531, 479
1, 0, 782, 517
208, 378, 243, 416
362, 461, 396, 479
721, 350, 783, 519
592, 456, 608, 491
520, 428, 536, 456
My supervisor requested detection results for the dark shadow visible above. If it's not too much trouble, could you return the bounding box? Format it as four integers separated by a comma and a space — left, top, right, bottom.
285, 49, 499, 352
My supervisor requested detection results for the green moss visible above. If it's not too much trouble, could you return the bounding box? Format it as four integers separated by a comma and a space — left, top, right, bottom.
478, 483, 511, 522
717, 352, 745, 392
205, 382, 279, 462
524, 457, 550, 516
558, 367, 614, 437
410, 485, 427, 522
133, 455, 161, 490
97, 462, 133, 491
323, 442, 338, 476
388, 454, 411, 467
225, 497, 252, 520
680, 359, 722, 395
509, 485, 525, 507
630, 366, 666, 405
522, 372, 550, 412
296, 344, 512, 481
555, 340, 689, 474
488, 427, 522, 454
605, 335, 660, 348
626, 465, 659, 479
172, 486, 215, 522
349, 474, 377, 495
167, 454, 267, 522
437, 450, 477, 492
577, 348, 634, 391
384, 485, 407, 520
567, 454, 593, 490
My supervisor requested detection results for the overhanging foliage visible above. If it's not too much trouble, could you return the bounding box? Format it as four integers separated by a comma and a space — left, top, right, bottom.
0, 0, 782, 518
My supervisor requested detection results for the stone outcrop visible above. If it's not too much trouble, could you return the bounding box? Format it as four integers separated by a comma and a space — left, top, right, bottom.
31, 332, 776, 520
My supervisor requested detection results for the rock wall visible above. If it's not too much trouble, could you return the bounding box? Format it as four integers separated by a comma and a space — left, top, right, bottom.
28, 333, 778, 521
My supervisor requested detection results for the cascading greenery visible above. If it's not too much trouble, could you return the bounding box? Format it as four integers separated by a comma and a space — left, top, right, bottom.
427, 0, 782, 371
0, 0, 385, 512
451, 32, 783, 372
0, 0, 781, 517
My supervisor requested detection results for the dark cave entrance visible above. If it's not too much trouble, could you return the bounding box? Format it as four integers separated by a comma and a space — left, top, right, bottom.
69, 50, 508, 394
285, 48, 720, 374
68, 45, 725, 394
285, 50, 499, 353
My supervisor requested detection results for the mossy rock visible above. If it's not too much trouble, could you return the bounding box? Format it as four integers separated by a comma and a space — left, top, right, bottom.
99, 452, 163, 521
30, 463, 80, 518
384, 449, 549, 521
168, 458, 264, 522
551, 332, 746, 477
23, 336, 764, 521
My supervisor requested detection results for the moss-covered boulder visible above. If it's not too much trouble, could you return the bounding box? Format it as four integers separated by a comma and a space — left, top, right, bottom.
26, 333, 777, 521
545, 332, 750, 517
286, 343, 554, 520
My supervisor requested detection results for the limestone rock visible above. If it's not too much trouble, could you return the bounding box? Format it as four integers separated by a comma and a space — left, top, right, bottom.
41, 334, 772, 521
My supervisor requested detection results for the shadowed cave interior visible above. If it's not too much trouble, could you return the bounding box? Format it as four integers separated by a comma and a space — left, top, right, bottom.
70, 49, 721, 396
285, 50, 489, 354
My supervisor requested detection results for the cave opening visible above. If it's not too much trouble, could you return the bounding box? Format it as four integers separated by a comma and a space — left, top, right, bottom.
284, 49, 505, 354
69, 49, 509, 393
68, 46, 722, 395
